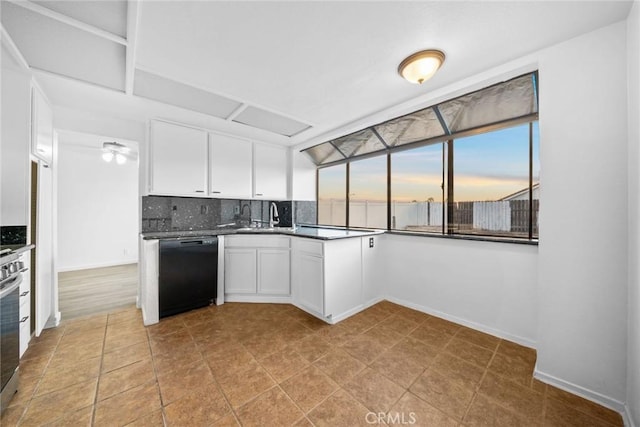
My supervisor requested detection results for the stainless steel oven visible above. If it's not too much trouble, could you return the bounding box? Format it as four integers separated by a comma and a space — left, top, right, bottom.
0, 255, 24, 414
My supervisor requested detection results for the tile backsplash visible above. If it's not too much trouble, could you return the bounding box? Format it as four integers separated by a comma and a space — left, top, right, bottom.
142, 196, 316, 232
0, 225, 27, 246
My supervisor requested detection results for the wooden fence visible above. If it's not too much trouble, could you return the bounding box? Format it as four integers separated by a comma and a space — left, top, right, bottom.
318, 199, 539, 235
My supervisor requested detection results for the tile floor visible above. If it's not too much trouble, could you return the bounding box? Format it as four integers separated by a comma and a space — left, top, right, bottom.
1, 301, 623, 426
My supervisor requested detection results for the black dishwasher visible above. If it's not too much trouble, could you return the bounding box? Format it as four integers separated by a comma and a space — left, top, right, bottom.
159, 237, 218, 318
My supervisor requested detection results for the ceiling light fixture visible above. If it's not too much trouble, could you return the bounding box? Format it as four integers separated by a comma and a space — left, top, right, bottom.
102, 141, 130, 165
398, 49, 446, 84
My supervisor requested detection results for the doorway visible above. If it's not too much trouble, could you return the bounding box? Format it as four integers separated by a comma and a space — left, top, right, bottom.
56, 131, 140, 320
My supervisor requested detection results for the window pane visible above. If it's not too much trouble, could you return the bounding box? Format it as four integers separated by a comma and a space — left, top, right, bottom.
391, 144, 444, 232
438, 74, 537, 133
375, 108, 445, 147
303, 142, 344, 165
318, 165, 346, 226
452, 123, 532, 238
332, 129, 385, 158
349, 156, 387, 229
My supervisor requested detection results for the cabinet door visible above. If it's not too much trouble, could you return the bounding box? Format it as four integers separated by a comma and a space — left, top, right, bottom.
224, 248, 257, 294
323, 239, 362, 320
254, 144, 287, 199
210, 133, 252, 198
257, 249, 290, 295
292, 251, 324, 317
150, 120, 208, 195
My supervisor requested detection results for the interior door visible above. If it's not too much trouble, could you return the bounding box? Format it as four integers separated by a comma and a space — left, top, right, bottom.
35, 161, 53, 335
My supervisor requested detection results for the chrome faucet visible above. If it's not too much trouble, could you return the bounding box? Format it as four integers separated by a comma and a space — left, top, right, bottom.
269, 202, 280, 228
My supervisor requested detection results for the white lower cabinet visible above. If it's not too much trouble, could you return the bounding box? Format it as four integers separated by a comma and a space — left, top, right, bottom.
257, 249, 290, 295
291, 237, 364, 323
19, 253, 32, 356
225, 248, 258, 293
292, 250, 324, 318
224, 235, 290, 301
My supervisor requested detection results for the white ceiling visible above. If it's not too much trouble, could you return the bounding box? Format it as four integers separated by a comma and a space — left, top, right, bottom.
1, 1, 633, 146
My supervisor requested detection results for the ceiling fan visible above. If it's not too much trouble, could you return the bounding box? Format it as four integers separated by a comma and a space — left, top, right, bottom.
101, 141, 137, 165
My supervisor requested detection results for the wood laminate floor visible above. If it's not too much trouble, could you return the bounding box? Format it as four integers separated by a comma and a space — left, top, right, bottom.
58, 264, 138, 320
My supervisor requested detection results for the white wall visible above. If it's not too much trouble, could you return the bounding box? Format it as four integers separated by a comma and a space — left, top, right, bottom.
627, 2, 640, 425
536, 21, 629, 407
381, 234, 538, 346
1, 46, 31, 225
57, 132, 139, 270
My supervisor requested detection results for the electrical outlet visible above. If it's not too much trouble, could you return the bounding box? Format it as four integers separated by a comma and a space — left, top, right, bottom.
234, 206, 240, 214
369, 237, 374, 248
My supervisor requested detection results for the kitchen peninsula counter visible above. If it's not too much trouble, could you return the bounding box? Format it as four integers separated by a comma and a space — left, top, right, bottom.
140, 225, 383, 240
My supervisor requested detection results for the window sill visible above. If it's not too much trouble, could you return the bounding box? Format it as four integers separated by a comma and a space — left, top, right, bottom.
386, 230, 539, 246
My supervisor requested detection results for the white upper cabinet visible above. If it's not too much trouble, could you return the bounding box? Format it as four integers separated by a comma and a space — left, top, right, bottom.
209, 133, 252, 199
149, 120, 208, 196
148, 119, 288, 199
254, 144, 287, 200
1, 62, 31, 226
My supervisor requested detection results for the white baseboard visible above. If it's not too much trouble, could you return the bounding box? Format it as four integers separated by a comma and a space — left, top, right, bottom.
44, 311, 61, 328
57, 259, 138, 273
224, 295, 292, 304
533, 368, 626, 417
383, 295, 537, 348
623, 404, 637, 427
141, 306, 156, 326
363, 296, 385, 310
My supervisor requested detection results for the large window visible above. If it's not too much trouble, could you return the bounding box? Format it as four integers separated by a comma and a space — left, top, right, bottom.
311, 72, 540, 241
316, 121, 539, 240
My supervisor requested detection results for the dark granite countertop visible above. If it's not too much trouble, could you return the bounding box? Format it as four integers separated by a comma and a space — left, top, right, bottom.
141, 226, 384, 241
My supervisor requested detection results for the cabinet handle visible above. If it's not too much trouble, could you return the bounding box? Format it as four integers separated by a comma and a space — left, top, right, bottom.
195, 190, 204, 193
20, 291, 29, 297
255, 193, 263, 196
212, 191, 221, 194
20, 316, 29, 323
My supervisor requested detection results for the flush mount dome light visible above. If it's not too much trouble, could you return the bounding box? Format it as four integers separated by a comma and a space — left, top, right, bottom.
398, 49, 445, 84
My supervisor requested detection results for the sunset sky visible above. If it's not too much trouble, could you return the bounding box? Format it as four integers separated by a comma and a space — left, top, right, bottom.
318, 122, 540, 203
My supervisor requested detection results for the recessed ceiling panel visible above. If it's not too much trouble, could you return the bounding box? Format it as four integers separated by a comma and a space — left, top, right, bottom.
133, 69, 242, 119
2, 2, 125, 91
32, 0, 128, 37
374, 108, 446, 147
233, 107, 311, 137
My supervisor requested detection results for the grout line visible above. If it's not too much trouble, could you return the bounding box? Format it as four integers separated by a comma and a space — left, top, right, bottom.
90, 316, 108, 426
